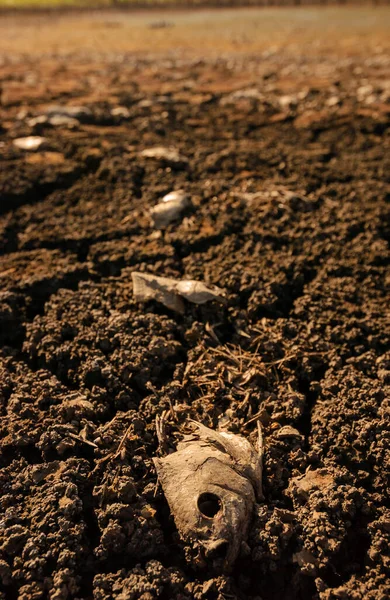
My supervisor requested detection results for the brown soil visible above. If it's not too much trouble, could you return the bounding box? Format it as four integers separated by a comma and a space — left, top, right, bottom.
0, 7, 389, 600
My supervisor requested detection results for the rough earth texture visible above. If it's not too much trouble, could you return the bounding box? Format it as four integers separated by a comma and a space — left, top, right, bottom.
0, 7, 389, 600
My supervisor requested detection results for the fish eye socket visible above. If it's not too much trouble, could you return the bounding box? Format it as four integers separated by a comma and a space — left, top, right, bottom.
197, 493, 222, 518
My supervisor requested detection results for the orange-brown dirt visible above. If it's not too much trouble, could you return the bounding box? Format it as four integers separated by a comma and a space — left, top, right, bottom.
0, 7, 389, 600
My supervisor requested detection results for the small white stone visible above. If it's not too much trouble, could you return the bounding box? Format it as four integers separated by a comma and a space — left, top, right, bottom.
357, 84, 374, 98
150, 190, 191, 229
13, 136, 46, 151
161, 190, 188, 204
275, 425, 303, 440
46, 105, 91, 119
278, 95, 297, 109
111, 106, 130, 118
326, 96, 340, 107
48, 115, 79, 128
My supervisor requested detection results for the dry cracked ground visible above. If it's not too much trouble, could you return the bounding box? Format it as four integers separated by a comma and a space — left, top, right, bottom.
0, 6, 389, 600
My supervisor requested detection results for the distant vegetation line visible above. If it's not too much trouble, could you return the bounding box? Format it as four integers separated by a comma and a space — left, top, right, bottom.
1, 0, 389, 10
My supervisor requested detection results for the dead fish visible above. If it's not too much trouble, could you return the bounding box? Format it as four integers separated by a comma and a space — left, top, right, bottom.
13, 136, 46, 151
150, 190, 191, 229
132, 272, 225, 313
154, 421, 263, 572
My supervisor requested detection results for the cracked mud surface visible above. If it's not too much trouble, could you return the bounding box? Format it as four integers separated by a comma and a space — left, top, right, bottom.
0, 7, 389, 600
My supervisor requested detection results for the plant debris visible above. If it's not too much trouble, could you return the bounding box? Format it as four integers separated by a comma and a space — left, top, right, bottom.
154, 421, 263, 571
13, 136, 46, 151
131, 272, 225, 313
140, 146, 188, 166
150, 190, 191, 229
45, 105, 92, 120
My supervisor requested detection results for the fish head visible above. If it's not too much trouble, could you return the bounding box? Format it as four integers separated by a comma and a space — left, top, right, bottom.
194, 483, 254, 572
154, 423, 261, 573
154, 444, 256, 572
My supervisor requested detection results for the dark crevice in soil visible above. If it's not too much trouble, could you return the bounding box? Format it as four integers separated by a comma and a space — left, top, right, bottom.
19, 225, 139, 256
0, 223, 19, 255
0, 269, 100, 356
173, 230, 237, 258
279, 266, 318, 318
77, 487, 102, 600
296, 363, 328, 450
132, 165, 145, 199
1, 271, 110, 360
244, 561, 318, 600
108, 250, 180, 279
171, 218, 247, 260
0, 159, 102, 217
24, 270, 100, 320
1, 584, 18, 600
0, 325, 26, 352
321, 516, 371, 589
153, 494, 188, 571
0, 443, 44, 469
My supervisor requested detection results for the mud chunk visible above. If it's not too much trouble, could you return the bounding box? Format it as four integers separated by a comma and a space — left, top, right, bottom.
24, 151, 65, 166
93, 560, 181, 599
288, 468, 335, 501
150, 190, 191, 229
61, 395, 94, 420
132, 271, 225, 313
154, 421, 263, 572
13, 136, 46, 151
275, 425, 304, 440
